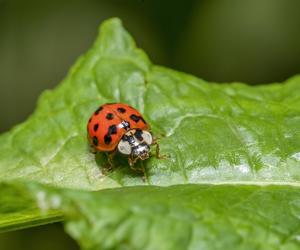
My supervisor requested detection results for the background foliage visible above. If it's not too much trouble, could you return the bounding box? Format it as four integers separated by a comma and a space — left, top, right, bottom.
2, 0, 300, 133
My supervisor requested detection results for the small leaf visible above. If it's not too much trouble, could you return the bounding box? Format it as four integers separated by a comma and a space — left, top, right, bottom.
61, 185, 300, 250
3, 183, 300, 249
0, 183, 61, 232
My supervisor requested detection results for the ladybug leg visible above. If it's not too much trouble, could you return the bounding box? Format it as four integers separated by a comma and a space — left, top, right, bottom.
129, 156, 148, 182
108, 151, 115, 167
152, 139, 167, 160
139, 161, 148, 183
102, 151, 116, 173
89, 145, 97, 154
87, 134, 96, 154
128, 155, 138, 167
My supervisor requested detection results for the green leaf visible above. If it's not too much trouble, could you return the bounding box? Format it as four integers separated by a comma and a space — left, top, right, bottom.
1, 17, 300, 248
0, 182, 62, 233
58, 185, 300, 250
3, 183, 300, 249
2, 18, 300, 191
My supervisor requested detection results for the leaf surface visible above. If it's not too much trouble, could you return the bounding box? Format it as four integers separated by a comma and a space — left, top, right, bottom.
1, 19, 300, 188
3, 183, 300, 249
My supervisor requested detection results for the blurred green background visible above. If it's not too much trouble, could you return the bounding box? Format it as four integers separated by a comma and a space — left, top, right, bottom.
1, 0, 300, 249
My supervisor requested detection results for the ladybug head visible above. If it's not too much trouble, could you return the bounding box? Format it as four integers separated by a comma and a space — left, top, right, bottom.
117, 129, 152, 160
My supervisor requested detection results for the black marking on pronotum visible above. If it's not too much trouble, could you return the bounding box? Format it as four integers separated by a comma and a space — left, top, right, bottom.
108, 125, 117, 135
93, 136, 98, 146
134, 129, 143, 141
121, 120, 130, 130
93, 123, 99, 132
130, 114, 140, 122
94, 106, 103, 115
122, 134, 135, 145
104, 124, 117, 145
106, 113, 114, 120
122, 135, 130, 141
104, 135, 112, 145
117, 107, 126, 113
140, 116, 147, 124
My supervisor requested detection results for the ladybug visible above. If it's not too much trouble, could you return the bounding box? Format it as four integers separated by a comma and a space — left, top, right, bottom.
87, 103, 162, 168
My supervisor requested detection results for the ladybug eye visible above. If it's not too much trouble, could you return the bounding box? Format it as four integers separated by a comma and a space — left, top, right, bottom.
141, 131, 152, 145
118, 140, 132, 155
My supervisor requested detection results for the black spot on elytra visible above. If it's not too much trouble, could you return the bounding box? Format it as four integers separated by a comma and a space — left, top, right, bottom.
93, 136, 98, 146
130, 114, 140, 122
117, 107, 126, 113
106, 113, 114, 120
140, 116, 147, 124
104, 135, 112, 145
108, 125, 117, 135
134, 129, 143, 141
88, 118, 92, 123
93, 124, 99, 132
94, 106, 103, 115
103, 124, 117, 145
